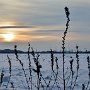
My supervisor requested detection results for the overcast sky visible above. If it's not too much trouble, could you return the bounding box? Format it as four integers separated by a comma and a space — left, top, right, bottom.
0, 0, 90, 51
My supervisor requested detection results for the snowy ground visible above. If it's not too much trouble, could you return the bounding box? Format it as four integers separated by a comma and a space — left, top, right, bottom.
0, 53, 90, 90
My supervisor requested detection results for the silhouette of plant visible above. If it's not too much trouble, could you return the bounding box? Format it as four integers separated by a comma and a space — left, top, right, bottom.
0, 70, 4, 87
14, 45, 30, 90
6, 55, 12, 88
62, 6, 70, 90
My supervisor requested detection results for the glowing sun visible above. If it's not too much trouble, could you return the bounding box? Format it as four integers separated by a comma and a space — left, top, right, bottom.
2, 33, 15, 42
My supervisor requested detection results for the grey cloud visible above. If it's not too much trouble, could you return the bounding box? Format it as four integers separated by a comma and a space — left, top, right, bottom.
17, 29, 64, 36
0, 25, 36, 29
0, 0, 64, 26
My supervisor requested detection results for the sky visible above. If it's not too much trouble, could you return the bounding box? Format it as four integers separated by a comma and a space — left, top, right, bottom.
0, 0, 90, 51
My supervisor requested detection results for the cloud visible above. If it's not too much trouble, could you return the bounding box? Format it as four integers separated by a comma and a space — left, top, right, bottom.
0, 0, 65, 26
0, 0, 90, 28
0, 0, 90, 50
0, 25, 36, 29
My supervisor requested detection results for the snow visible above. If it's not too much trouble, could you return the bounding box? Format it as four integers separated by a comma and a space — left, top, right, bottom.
0, 53, 90, 90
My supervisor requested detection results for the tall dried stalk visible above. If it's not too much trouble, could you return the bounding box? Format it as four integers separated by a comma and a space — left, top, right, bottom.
85, 56, 90, 90
62, 6, 70, 90
28, 43, 32, 90
31, 48, 42, 90
72, 45, 79, 90
69, 56, 74, 90
14, 45, 30, 90
6, 55, 12, 88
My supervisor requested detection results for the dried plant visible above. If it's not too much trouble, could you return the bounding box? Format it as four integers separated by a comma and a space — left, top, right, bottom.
28, 43, 32, 90
31, 47, 42, 90
85, 56, 90, 90
6, 55, 12, 88
76, 45, 79, 72
71, 45, 79, 90
14, 45, 30, 90
0, 70, 4, 87
62, 6, 70, 90
50, 49, 54, 71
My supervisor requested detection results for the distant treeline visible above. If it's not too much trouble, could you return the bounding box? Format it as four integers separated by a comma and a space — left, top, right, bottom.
0, 49, 90, 54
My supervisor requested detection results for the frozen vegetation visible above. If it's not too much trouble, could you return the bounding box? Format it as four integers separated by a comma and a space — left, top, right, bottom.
0, 53, 90, 90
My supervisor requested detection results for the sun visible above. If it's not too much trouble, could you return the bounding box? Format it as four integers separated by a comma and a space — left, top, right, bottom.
2, 33, 15, 42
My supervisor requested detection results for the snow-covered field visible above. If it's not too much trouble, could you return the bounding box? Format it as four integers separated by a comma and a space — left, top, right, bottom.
0, 53, 90, 90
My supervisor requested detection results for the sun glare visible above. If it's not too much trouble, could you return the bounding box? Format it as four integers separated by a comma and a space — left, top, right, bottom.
2, 33, 15, 42
0, 22, 16, 26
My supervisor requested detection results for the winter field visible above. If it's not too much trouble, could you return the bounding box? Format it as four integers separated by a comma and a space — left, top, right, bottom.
0, 53, 90, 90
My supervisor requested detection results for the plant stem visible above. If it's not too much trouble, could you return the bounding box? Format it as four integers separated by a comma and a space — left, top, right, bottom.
62, 6, 70, 90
